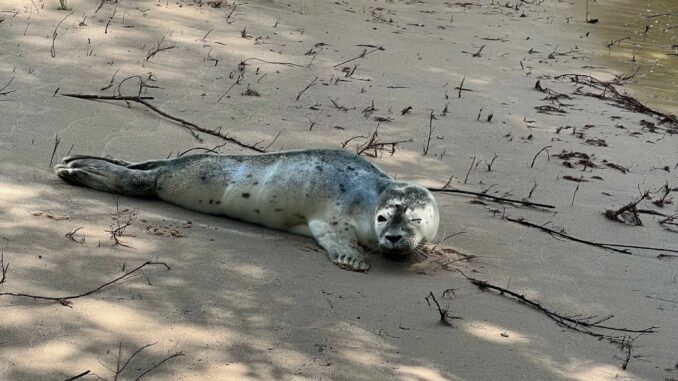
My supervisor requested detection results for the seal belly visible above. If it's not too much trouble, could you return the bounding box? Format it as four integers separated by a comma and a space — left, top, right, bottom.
217, 160, 319, 234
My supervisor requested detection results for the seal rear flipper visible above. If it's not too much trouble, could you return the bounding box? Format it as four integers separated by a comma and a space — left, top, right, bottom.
61, 155, 133, 167
308, 220, 370, 272
54, 157, 159, 198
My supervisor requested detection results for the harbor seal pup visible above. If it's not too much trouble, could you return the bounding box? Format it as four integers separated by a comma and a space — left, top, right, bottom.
54, 149, 439, 271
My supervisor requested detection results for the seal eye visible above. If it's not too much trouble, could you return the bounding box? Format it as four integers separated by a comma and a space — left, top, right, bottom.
377, 215, 387, 222
411, 218, 422, 224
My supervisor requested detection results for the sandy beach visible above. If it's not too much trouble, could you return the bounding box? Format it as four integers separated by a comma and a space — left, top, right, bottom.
1, 0, 677, 380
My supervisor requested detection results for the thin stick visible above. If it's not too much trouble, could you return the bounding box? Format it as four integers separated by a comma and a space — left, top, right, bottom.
555, 73, 677, 128
134, 352, 185, 380
442, 174, 454, 189
225, 3, 236, 20
0, 261, 170, 307
105, 5, 116, 34
100, 69, 120, 91
62, 93, 265, 152
456, 269, 657, 337
430, 187, 555, 209
454, 77, 475, 98
240, 58, 303, 67
117, 343, 157, 377
201, 28, 213, 41
28, 0, 39, 13
0, 251, 8, 287
424, 292, 459, 325
295, 76, 318, 101
328, 97, 349, 111
604, 192, 648, 226
217, 71, 244, 103
505, 216, 628, 253
51, 13, 73, 58
463, 156, 475, 184
63, 94, 154, 100
423, 111, 435, 156
505, 216, 678, 254
65, 227, 85, 244
606, 36, 630, 48
645, 11, 678, 18
307, 50, 319, 68
146, 36, 175, 61
333, 46, 384, 68
462, 44, 486, 57
94, 0, 105, 14
63, 370, 91, 381
263, 131, 281, 151
0, 77, 14, 95
484, 154, 498, 171
49, 132, 61, 167
177, 141, 229, 157
530, 145, 551, 168
114, 342, 123, 381
571, 183, 580, 206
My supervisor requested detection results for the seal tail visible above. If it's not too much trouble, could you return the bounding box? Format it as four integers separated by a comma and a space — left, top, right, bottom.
54, 155, 161, 198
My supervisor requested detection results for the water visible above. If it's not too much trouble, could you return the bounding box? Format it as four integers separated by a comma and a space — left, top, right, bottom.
587, 0, 677, 113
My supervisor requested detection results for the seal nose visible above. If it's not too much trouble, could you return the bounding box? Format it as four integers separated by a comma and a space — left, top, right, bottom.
385, 234, 403, 244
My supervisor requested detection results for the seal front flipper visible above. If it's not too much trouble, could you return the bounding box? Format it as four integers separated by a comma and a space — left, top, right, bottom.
308, 220, 370, 272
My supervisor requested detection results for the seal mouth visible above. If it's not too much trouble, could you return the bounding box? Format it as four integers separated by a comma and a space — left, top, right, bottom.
381, 246, 411, 255
378, 240, 419, 257
380, 248, 416, 262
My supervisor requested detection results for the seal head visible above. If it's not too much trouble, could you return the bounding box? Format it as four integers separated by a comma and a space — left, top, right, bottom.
373, 183, 439, 255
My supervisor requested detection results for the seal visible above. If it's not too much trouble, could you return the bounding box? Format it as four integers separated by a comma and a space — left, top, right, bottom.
54, 149, 440, 271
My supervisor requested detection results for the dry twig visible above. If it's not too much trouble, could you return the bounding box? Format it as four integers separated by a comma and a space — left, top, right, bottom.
146, 36, 175, 61
102, 341, 185, 381
422, 111, 435, 156
0, 251, 8, 287
0, 77, 15, 96
63, 370, 90, 381
65, 227, 85, 244
341, 124, 412, 157
456, 269, 655, 369
0, 261, 170, 307
240, 58, 303, 68
62, 93, 265, 152
135, 351, 185, 380
49, 132, 62, 167
108, 201, 137, 247
463, 156, 476, 184
604, 192, 649, 226
555, 74, 677, 129
425, 291, 460, 326
504, 216, 678, 255
51, 13, 73, 59
333, 46, 384, 68
295, 76, 318, 101
430, 188, 555, 209
530, 145, 551, 168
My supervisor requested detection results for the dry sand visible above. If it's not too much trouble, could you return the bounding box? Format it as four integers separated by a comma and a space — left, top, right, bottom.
1, 0, 677, 380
